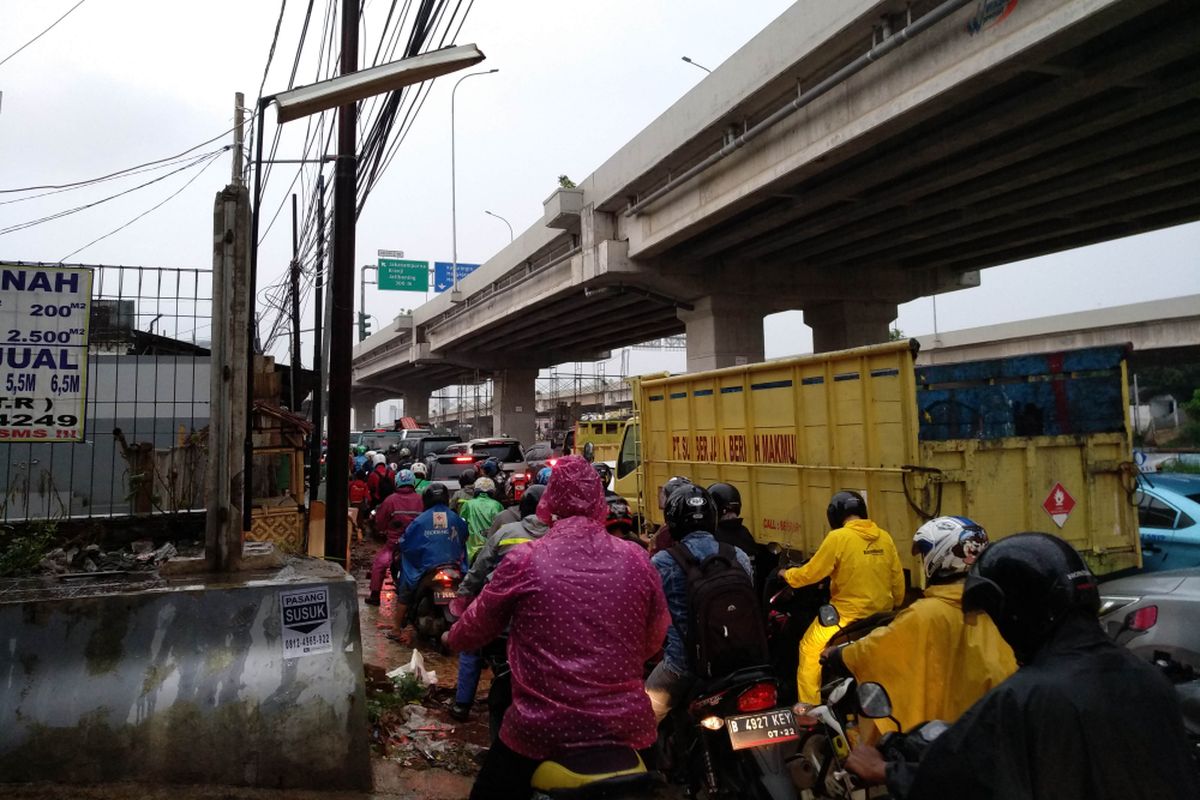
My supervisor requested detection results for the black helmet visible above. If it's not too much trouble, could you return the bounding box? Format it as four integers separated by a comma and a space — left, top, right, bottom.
594, 462, 613, 489
707, 482, 741, 517
962, 532, 1100, 664
519, 484, 546, 517
422, 482, 450, 509
658, 475, 694, 510
826, 490, 868, 529
606, 495, 633, 530
664, 485, 717, 540
459, 467, 478, 487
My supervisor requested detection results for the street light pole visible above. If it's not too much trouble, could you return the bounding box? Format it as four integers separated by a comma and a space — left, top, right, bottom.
681, 55, 712, 73
450, 69, 498, 300
484, 209, 513, 243
241, 41, 487, 556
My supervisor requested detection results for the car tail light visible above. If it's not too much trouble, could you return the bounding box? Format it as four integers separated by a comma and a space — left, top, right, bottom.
454, 456, 474, 463
1126, 605, 1158, 632
737, 682, 777, 713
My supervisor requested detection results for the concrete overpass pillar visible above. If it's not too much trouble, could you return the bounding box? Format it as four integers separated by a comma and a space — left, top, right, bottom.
679, 295, 765, 371
804, 300, 897, 353
352, 398, 377, 430
401, 391, 430, 423
492, 368, 537, 445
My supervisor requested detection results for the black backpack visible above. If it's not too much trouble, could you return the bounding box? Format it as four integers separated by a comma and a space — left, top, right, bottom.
669, 542, 769, 679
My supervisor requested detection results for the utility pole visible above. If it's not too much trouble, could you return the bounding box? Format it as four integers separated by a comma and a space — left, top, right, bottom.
290, 193, 301, 413
232, 92, 245, 186
309, 172, 325, 502
324, 0, 359, 565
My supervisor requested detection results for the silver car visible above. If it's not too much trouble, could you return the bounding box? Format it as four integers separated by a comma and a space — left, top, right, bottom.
1099, 567, 1200, 669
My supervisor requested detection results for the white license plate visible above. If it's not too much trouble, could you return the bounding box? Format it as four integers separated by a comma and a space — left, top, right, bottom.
433, 587, 455, 603
726, 708, 800, 750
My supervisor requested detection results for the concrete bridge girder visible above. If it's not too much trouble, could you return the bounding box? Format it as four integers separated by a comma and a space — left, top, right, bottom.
616, 0, 1151, 261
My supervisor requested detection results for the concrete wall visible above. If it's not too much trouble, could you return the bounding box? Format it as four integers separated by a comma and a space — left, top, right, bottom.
0, 558, 371, 790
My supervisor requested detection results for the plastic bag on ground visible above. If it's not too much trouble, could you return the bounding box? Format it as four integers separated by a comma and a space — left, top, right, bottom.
387, 648, 438, 686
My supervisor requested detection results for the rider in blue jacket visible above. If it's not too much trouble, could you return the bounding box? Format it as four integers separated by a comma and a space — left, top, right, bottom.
389, 483, 468, 644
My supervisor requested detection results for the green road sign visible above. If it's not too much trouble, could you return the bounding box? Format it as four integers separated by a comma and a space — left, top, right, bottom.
377, 258, 429, 291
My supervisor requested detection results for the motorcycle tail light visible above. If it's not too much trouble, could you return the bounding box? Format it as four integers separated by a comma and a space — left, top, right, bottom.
737, 682, 777, 713
433, 570, 458, 584
548, 458, 558, 467
1126, 605, 1158, 632
699, 715, 724, 731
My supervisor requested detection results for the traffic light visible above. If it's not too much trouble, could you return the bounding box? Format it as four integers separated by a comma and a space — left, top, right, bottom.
357, 312, 372, 341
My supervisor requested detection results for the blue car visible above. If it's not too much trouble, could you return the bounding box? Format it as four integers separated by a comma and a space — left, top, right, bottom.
1136, 474, 1200, 573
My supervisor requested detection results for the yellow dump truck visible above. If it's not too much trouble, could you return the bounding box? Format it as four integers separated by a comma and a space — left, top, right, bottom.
566, 418, 628, 464
613, 340, 1139, 576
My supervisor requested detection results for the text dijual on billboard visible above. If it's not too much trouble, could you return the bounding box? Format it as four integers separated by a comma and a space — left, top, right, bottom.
0, 264, 93, 442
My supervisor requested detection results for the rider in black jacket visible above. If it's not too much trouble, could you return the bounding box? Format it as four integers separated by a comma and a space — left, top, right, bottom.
846, 532, 1200, 800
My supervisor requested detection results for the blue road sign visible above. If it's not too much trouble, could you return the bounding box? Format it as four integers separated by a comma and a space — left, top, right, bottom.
433, 262, 482, 292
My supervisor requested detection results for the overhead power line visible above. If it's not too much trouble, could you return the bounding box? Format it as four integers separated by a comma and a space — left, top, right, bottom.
58, 150, 227, 261
0, 147, 229, 237
0, 0, 90, 69
0, 119, 251, 194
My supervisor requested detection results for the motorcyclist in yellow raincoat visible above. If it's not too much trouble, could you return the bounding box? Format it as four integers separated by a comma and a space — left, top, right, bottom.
825, 516, 1017, 739
780, 491, 905, 704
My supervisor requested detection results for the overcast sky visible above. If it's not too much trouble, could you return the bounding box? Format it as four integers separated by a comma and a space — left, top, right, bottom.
2, 0, 1197, 393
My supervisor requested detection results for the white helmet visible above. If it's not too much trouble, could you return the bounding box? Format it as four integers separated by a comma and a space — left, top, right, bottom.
411, 461, 428, 477
912, 516, 989, 582
372, 453, 386, 466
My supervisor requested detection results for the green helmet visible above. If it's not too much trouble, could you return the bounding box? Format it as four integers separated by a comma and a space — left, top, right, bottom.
355, 445, 366, 455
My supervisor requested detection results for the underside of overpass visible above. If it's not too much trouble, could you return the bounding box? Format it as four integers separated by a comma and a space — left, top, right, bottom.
352, 0, 1200, 441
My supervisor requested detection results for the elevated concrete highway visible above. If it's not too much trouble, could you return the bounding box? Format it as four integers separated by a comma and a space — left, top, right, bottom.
353, 0, 1200, 441
916, 293, 1200, 366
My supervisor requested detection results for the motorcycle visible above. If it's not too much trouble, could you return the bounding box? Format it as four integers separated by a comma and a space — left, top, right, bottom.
761, 545, 831, 707
661, 665, 800, 799
787, 605, 898, 798
789, 674, 900, 799
529, 746, 654, 799
400, 561, 463, 647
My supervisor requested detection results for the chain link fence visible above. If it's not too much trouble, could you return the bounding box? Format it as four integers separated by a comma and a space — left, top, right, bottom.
0, 264, 212, 522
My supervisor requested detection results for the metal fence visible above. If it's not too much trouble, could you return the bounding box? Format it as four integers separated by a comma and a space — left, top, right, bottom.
0, 264, 213, 522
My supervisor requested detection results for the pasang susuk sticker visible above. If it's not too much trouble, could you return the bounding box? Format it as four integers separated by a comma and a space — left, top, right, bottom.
280, 586, 333, 658
0, 264, 92, 443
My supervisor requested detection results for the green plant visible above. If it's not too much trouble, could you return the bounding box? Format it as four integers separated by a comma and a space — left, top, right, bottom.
557, 174, 576, 189
366, 690, 407, 724
392, 671, 428, 704
0, 520, 58, 577
1161, 459, 1200, 474
1184, 389, 1200, 419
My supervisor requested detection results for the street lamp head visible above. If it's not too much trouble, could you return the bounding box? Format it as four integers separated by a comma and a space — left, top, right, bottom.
274, 43, 486, 123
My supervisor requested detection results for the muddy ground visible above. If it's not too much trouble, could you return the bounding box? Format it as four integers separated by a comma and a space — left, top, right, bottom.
6, 534, 683, 799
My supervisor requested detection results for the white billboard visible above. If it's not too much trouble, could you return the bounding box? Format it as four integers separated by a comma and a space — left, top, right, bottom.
0, 264, 93, 442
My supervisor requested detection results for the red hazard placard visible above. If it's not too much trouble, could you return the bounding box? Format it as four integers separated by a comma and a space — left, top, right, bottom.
1043, 483, 1076, 529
